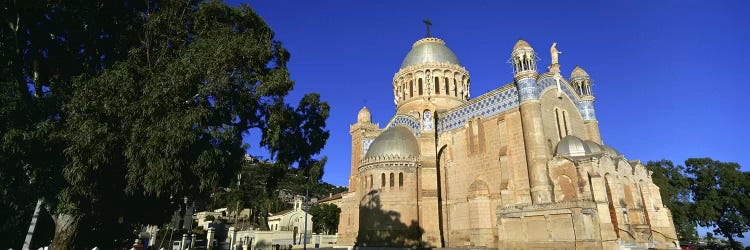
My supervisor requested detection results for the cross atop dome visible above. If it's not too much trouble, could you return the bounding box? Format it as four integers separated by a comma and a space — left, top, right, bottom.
423, 18, 432, 37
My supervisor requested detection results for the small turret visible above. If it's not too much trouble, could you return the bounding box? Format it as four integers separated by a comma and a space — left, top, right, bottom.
511, 39, 537, 80
570, 66, 593, 98
570, 66, 601, 144
357, 106, 372, 124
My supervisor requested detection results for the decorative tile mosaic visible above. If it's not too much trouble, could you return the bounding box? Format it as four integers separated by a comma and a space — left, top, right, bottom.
436, 87, 520, 134
387, 114, 421, 136
363, 139, 374, 154
517, 78, 538, 101
579, 102, 596, 121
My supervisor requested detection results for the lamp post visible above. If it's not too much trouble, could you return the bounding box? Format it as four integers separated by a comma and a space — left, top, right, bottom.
303, 187, 309, 250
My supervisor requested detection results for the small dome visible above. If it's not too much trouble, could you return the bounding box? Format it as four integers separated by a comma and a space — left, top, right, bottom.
513, 39, 533, 51
364, 126, 420, 160
357, 106, 371, 123
570, 66, 590, 79
584, 140, 604, 154
602, 144, 622, 156
555, 135, 591, 157
400, 37, 461, 69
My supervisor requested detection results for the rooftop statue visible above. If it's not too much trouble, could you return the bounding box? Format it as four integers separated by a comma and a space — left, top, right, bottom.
551, 42, 562, 65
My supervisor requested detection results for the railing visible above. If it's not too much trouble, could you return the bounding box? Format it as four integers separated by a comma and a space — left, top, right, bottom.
318, 234, 338, 244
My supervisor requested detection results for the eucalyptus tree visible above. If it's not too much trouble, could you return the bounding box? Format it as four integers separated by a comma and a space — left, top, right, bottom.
1, 0, 145, 248
2, 0, 329, 248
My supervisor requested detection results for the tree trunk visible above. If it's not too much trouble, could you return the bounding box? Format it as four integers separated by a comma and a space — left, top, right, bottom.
727, 234, 736, 249
52, 213, 80, 250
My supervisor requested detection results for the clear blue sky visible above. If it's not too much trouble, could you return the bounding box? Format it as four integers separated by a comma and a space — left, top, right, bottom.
234, 0, 749, 242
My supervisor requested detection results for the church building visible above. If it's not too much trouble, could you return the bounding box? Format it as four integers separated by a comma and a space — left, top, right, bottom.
336, 30, 680, 249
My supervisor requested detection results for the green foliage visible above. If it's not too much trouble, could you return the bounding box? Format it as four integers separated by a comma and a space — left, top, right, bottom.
1, 0, 329, 248
309, 203, 341, 234
0, 0, 146, 248
648, 158, 750, 246
685, 158, 750, 246
647, 158, 750, 248
211, 157, 347, 230
210, 159, 285, 229
646, 159, 697, 242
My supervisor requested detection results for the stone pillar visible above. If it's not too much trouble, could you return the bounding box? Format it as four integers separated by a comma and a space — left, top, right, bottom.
516, 76, 552, 204
149, 226, 159, 249
242, 236, 251, 250
228, 227, 236, 250
180, 233, 188, 250
191, 233, 197, 249
207, 227, 215, 250
417, 125, 443, 247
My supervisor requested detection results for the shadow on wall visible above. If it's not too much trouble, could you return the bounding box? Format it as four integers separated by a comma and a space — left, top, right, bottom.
355, 190, 425, 247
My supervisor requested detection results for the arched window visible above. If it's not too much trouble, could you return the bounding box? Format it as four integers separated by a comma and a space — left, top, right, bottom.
418, 78, 423, 95
409, 80, 414, 97
444, 78, 449, 95
434, 77, 440, 94
562, 110, 570, 136
369, 175, 373, 188
467, 120, 475, 154
399, 173, 403, 187
381, 173, 386, 187
453, 80, 457, 96
555, 108, 563, 140
390, 173, 395, 187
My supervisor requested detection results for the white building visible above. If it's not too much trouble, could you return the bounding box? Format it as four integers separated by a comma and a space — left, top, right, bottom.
267, 196, 313, 243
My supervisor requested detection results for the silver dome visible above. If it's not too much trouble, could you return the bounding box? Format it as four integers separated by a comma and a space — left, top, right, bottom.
364, 126, 420, 160
555, 135, 591, 157
602, 144, 622, 156
400, 38, 461, 69
584, 140, 604, 154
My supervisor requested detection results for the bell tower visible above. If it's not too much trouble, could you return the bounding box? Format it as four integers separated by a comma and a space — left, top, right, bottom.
349, 107, 379, 192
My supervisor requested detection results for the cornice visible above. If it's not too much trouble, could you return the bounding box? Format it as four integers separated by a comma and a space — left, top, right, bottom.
393, 62, 469, 80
